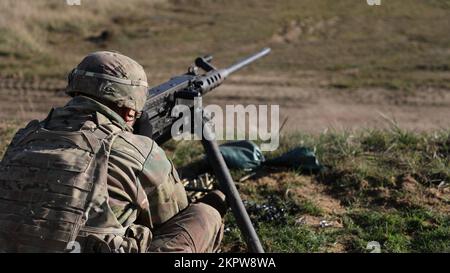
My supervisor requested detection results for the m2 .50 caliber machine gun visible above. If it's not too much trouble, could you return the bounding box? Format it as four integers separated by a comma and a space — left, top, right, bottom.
135, 48, 271, 253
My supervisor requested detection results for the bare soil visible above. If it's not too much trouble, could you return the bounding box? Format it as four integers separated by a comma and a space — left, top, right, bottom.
1, 75, 449, 132
205, 74, 450, 134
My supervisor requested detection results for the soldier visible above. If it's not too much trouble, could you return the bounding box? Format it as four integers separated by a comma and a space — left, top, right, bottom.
0, 51, 228, 253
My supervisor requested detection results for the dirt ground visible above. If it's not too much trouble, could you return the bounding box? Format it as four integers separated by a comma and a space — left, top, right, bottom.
0, 0, 449, 133
1, 74, 449, 133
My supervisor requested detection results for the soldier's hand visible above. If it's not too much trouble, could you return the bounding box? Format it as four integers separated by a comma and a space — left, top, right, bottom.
197, 190, 228, 217
134, 111, 153, 138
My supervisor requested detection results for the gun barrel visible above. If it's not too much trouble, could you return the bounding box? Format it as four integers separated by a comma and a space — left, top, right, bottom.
221, 47, 271, 77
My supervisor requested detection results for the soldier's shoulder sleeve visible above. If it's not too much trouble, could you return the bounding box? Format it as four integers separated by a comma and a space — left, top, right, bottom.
109, 132, 188, 227
138, 139, 189, 227
106, 132, 155, 226
111, 131, 154, 163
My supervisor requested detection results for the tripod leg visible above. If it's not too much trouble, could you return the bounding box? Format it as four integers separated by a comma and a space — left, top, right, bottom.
201, 128, 264, 253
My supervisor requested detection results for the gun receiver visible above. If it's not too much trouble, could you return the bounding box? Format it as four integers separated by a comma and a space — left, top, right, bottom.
136, 48, 271, 144
135, 48, 271, 253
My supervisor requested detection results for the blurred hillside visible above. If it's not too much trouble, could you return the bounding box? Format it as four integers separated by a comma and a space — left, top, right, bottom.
0, 0, 449, 90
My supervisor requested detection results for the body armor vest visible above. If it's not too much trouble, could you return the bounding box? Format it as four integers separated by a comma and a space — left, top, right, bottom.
0, 117, 120, 252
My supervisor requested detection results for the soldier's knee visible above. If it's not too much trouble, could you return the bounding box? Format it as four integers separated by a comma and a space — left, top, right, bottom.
189, 202, 223, 230
148, 202, 223, 253
187, 202, 224, 252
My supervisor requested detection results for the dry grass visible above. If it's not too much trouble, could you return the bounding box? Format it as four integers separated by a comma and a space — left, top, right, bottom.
0, 0, 449, 90
0, 0, 163, 77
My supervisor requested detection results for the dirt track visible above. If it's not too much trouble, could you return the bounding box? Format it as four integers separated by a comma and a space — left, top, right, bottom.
206, 75, 450, 133
1, 75, 449, 132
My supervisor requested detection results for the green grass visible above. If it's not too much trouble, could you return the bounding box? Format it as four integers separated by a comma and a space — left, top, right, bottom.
1, 123, 448, 252
221, 207, 449, 253
345, 209, 449, 253
253, 220, 335, 253
158, 128, 450, 252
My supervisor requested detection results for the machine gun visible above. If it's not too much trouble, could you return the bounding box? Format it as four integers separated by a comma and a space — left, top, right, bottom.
135, 48, 271, 253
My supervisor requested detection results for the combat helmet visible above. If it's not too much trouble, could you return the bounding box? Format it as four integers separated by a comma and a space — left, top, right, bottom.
66, 51, 148, 113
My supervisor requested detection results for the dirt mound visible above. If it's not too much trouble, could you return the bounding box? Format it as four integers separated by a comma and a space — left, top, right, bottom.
271, 17, 340, 44
397, 174, 449, 213
247, 171, 346, 216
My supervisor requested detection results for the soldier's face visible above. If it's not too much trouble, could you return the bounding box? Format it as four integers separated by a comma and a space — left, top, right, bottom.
119, 108, 138, 127
126, 109, 137, 126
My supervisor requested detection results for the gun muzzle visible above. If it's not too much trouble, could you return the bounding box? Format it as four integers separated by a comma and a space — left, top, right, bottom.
220, 47, 271, 77
198, 48, 271, 95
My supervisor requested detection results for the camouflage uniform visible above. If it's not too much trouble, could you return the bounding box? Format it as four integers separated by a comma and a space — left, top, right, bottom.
0, 52, 224, 253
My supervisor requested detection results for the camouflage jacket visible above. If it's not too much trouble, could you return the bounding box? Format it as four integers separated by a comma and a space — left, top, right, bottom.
68, 96, 188, 227
0, 95, 188, 252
